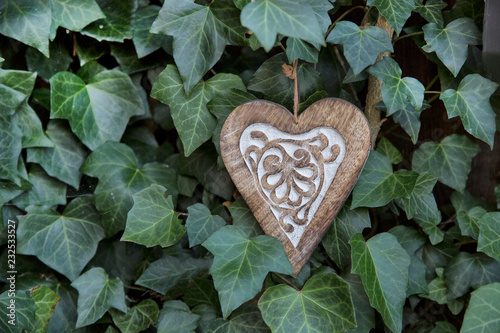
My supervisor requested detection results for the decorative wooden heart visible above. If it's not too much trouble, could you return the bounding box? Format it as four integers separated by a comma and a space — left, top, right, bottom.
220, 98, 370, 276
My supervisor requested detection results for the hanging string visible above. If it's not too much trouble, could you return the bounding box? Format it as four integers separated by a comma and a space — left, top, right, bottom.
282, 59, 300, 124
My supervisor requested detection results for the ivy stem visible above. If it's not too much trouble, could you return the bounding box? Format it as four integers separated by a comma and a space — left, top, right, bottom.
455, 239, 478, 247
427, 93, 441, 104
333, 45, 362, 106
176, 211, 188, 216
273, 273, 300, 291
324, 5, 367, 39
123, 284, 150, 292
425, 91, 443, 94
425, 75, 439, 91
393, 31, 424, 44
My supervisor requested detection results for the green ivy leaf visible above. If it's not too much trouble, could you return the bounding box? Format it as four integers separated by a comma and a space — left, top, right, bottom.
366, 0, 415, 35
50, 70, 144, 150
186, 203, 226, 247
342, 273, 375, 333
136, 254, 211, 295
110, 299, 159, 333
422, 18, 481, 76
0, 290, 36, 333
461, 283, 500, 333
13, 102, 53, 149
12, 165, 66, 210
258, 273, 356, 333
0, 0, 51, 56
420, 267, 447, 304
0, 68, 37, 97
31, 286, 59, 333
444, 252, 500, 300
49, 0, 105, 39
414, 0, 446, 27
477, 212, 500, 262
248, 53, 324, 112
81, 142, 178, 237
205, 304, 269, 333
431, 321, 458, 333
133, 5, 172, 58
183, 279, 221, 312
421, 236, 460, 282
241, 0, 325, 52
17, 196, 104, 280
392, 101, 430, 144
350, 232, 410, 333
397, 173, 443, 245
351, 151, 419, 209
451, 190, 493, 214
445, 0, 484, 30
82, 0, 137, 42
203, 225, 293, 317
457, 206, 486, 240
121, 184, 185, 248
411, 134, 480, 192
227, 197, 264, 238
286, 39, 319, 63
322, 205, 371, 269
0, 113, 23, 185
152, 0, 246, 92
152, 65, 245, 156
25, 41, 72, 81
155, 301, 200, 333
27, 120, 86, 189
368, 57, 425, 115
440, 74, 498, 148
71, 267, 127, 328
376, 137, 403, 164
388, 226, 428, 296
327, 21, 393, 75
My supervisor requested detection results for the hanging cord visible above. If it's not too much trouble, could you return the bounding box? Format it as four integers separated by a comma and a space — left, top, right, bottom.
282, 59, 300, 124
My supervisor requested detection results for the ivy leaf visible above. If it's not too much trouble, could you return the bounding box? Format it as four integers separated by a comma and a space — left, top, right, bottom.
322, 205, 371, 269
17, 196, 105, 280
422, 18, 481, 76
414, 0, 446, 27
203, 225, 293, 317
179, 143, 234, 201
440, 74, 498, 148
12, 165, 67, 210
205, 304, 270, 333
110, 299, 159, 333
133, 5, 172, 58
351, 151, 419, 209
397, 173, 443, 245
121, 184, 185, 248
421, 236, 460, 282
25, 41, 72, 81
49, 0, 105, 39
461, 283, 500, 333
228, 197, 264, 238
445, 0, 484, 29
342, 273, 375, 333
444, 252, 500, 300
13, 102, 53, 149
0, 290, 36, 333
31, 286, 60, 333
248, 53, 324, 111
376, 137, 403, 164
186, 203, 226, 247
286, 39, 319, 63
327, 21, 393, 75
388, 226, 428, 296
136, 255, 211, 295
152, 65, 245, 156
450, 190, 493, 214
50, 70, 144, 150
156, 301, 201, 333
258, 273, 356, 333
478, 212, 500, 262
457, 206, 486, 240
82, 0, 137, 42
241, 0, 325, 52
368, 57, 425, 115
81, 142, 178, 237
420, 267, 447, 304
151, 0, 247, 92
0, 114, 24, 185
390, 101, 430, 144
0, 0, 51, 57
27, 120, 86, 189
350, 232, 410, 333
71, 267, 127, 328
411, 134, 480, 192
366, 0, 415, 35
183, 279, 221, 312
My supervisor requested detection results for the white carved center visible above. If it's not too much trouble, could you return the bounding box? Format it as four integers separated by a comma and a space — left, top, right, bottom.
240, 123, 346, 247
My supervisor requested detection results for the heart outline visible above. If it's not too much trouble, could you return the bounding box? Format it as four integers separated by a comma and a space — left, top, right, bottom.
220, 98, 370, 276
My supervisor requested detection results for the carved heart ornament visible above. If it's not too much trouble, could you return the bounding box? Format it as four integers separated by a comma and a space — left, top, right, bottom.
220, 98, 370, 275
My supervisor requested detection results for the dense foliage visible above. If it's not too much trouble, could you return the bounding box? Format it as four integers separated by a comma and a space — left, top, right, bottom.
1, 0, 499, 332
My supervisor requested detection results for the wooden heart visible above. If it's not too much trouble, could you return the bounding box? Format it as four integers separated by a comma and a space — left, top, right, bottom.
220, 98, 370, 276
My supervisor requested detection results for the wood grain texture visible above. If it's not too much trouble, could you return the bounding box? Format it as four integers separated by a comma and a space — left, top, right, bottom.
220, 98, 371, 276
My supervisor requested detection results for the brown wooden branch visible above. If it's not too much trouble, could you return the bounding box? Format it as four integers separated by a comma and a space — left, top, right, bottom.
365, 15, 394, 148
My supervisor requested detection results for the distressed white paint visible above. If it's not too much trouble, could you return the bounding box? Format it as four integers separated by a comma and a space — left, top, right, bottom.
240, 123, 346, 247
